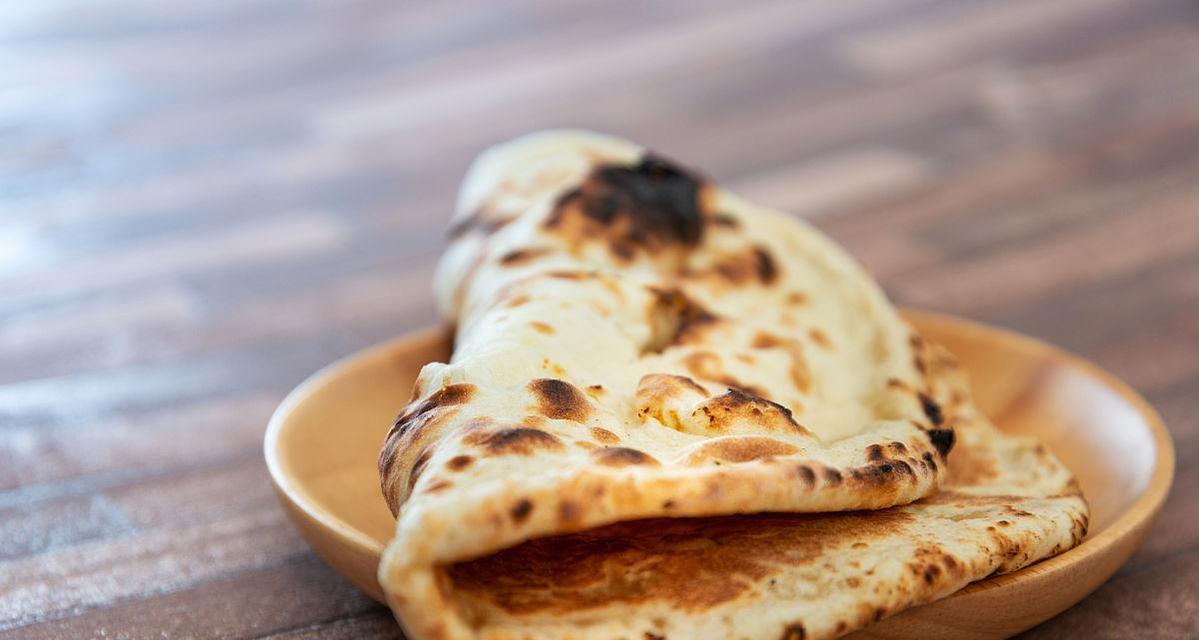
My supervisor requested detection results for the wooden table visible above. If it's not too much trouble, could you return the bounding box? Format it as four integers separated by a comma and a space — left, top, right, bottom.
2, 1, 1196, 637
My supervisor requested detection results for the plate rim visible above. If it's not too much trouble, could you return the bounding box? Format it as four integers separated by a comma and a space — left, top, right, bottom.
263, 309, 1174, 605
265, 325, 445, 558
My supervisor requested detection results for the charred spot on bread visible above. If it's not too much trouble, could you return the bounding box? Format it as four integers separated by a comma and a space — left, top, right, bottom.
396, 384, 476, 434
866, 444, 886, 462
407, 447, 434, 491
694, 388, 808, 435
681, 436, 800, 466
379, 384, 477, 489
753, 246, 779, 284
529, 378, 592, 422
545, 154, 707, 259
921, 450, 939, 472
918, 392, 945, 426
510, 498, 534, 523
694, 244, 780, 286
644, 288, 718, 353
499, 247, 552, 266
927, 428, 955, 457
469, 427, 565, 456
593, 446, 659, 467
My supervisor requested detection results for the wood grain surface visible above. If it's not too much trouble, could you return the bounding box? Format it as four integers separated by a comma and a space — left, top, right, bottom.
1, 0, 1196, 638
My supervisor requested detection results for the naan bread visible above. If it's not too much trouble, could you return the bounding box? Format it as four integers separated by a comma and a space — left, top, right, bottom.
377, 131, 1087, 639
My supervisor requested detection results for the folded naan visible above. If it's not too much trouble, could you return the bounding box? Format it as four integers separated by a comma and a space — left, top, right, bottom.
377, 131, 1087, 640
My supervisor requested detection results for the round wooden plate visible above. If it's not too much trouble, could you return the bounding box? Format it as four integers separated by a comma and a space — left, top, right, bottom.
264, 310, 1173, 639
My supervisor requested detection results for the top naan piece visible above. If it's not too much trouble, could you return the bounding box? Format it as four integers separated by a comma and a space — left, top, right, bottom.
378, 131, 968, 636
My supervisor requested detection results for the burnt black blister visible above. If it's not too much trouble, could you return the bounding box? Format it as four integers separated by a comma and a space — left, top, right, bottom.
753, 246, 779, 283
927, 428, 956, 457
918, 392, 945, 426
594, 154, 704, 245
510, 498, 533, 523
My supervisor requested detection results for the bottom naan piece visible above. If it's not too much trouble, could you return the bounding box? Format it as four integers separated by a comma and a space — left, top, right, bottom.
421, 410, 1086, 640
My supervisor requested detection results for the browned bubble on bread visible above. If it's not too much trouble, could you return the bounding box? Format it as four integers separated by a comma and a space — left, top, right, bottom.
529, 378, 592, 422
691, 388, 809, 436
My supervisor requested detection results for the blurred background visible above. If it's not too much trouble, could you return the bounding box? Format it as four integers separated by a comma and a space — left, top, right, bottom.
1, 0, 1197, 638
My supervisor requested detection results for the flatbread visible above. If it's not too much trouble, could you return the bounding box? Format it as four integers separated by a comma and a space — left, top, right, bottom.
376, 131, 1087, 639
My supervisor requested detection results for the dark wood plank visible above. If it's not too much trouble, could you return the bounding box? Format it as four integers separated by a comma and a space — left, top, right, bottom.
5, 555, 382, 640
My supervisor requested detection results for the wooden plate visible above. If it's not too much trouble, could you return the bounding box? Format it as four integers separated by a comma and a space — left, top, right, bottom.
264, 310, 1173, 639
